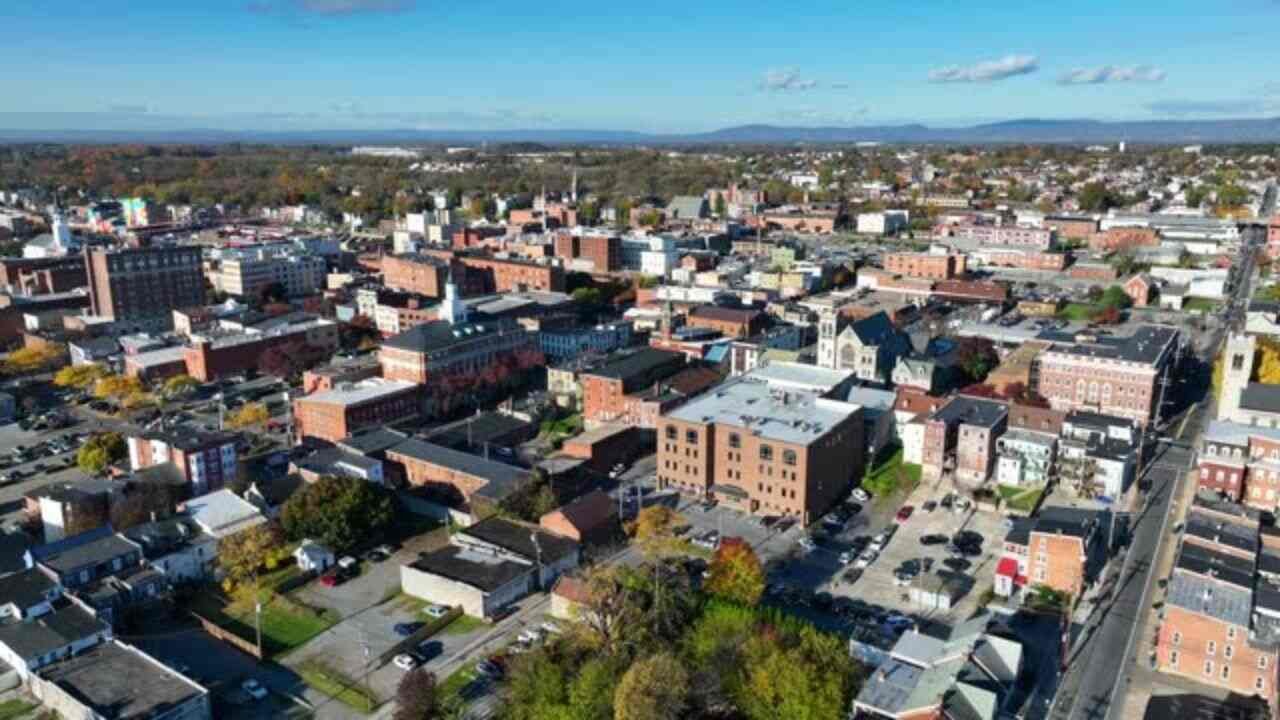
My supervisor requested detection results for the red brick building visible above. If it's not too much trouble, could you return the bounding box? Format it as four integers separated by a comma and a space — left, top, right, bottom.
996, 506, 1105, 600
684, 305, 767, 339
384, 436, 531, 506
1198, 422, 1280, 509
980, 249, 1070, 271
126, 425, 238, 496
656, 376, 865, 525
452, 227, 506, 250
883, 252, 966, 280
86, 246, 204, 328
579, 348, 687, 428
184, 318, 340, 382
1091, 227, 1159, 253
378, 318, 536, 386
292, 379, 421, 443
1124, 274, 1155, 308
921, 396, 1008, 486
1035, 324, 1182, 427
1044, 215, 1099, 241
1067, 262, 1118, 281
1154, 495, 1280, 700
382, 254, 449, 298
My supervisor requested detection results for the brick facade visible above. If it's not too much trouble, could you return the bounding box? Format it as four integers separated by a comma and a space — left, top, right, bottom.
382, 254, 448, 297
883, 252, 965, 280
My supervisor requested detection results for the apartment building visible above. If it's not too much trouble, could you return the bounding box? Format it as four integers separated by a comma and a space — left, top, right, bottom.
1155, 494, 1280, 699
1057, 411, 1140, 501
85, 246, 204, 328
656, 375, 864, 525
1035, 325, 1183, 427
292, 379, 421, 442
459, 255, 564, 293
216, 248, 325, 299
883, 251, 966, 280
922, 396, 1009, 485
995, 506, 1106, 599
126, 425, 238, 496
552, 234, 620, 272
972, 248, 1070, 272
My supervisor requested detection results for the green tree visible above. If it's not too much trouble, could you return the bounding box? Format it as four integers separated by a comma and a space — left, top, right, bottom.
161, 374, 200, 398
279, 475, 395, 552
1099, 285, 1133, 310
568, 658, 621, 720
704, 537, 765, 606
217, 522, 286, 593
736, 630, 857, 720
76, 432, 125, 475
54, 363, 107, 389
713, 192, 727, 217
226, 402, 270, 429
1078, 181, 1123, 212
614, 652, 689, 720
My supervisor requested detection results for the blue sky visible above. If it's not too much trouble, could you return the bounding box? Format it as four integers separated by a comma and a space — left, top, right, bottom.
0, 0, 1277, 132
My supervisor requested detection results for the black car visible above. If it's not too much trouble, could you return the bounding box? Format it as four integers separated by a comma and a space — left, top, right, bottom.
942, 557, 972, 572
953, 530, 984, 546
949, 542, 982, 558
920, 534, 948, 546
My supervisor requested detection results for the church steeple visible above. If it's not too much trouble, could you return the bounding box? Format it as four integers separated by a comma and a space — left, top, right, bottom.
440, 267, 468, 326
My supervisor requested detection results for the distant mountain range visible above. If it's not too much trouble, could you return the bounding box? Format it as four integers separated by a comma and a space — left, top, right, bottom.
2, 115, 1280, 145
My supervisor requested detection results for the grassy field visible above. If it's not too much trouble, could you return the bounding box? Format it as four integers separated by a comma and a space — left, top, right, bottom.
998, 484, 1045, 513
297, 660, 378, 713
1182, 297, 1221, 313
438, 666, 481, 704
188, 584, 339, 658
0, 699, 36, 720
1057, 303, 1099, 322
439, 614, 488, 636
862, 447, 922, 499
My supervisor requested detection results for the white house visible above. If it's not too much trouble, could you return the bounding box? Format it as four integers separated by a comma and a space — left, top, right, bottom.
294, 540, 335, 574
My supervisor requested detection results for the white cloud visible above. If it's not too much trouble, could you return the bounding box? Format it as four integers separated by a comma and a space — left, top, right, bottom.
928, 54, 1038, 83
760, 68, 819, 92
1058, 65, 1165, 85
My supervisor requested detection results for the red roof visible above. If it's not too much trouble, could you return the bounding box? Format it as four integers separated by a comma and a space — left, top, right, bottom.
996, 557, 1019, 577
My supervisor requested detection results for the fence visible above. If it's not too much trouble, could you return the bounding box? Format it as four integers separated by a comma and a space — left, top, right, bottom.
192, 611, 263, 660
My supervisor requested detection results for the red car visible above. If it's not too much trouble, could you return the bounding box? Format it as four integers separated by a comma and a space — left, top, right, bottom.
895, 506, 914, 523
319, 571, 340, 587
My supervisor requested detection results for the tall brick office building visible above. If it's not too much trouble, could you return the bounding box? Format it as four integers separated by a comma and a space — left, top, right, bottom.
86, 246, 204, 328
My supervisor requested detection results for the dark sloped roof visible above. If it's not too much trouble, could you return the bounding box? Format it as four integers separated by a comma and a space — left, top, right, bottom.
0, 603, 107, 659
0, 531, 31, 577
462, 516, 578, 563
37, 533, 138, 576
1032, 507, 1101, 540
1142, 694, 1269, 720
583, 347, 684, 383
338, 428, 409, 455
542, 490, 616, 535
382, 319, 518, 354
0, 567, 57, 610
37, 640, 206, 718
388, 438, 531, 500
848, 311, 897, 345
408, 546, 529, 592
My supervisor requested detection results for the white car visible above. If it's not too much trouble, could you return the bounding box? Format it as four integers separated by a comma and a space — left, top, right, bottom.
540, 621, 562, 635
394, 654, 419, 671
798, 537, 817, 552
854, 550, 878, 569
337, 556, 358, 571
517, 627, 544, 644
837, 551, 854, 566
241, 679, 269, 701
423, 604, 450, 619
851, 488, 871, 503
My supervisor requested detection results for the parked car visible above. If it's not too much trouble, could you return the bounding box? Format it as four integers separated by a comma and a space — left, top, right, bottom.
517, 627, 544, 644
337, 556, 358, 571
838, 550, 855, 566
394, 654, 419, 671
319, 571, 343, 587
424, 604, 450, 619
920, 534, 948, 546
476, 660, 504, 679
895, 506, 914, 523
798, 536, 817, 552
394, 622, 424, 637
922, 500, 937, 513
854, 550, 878, 569
241, 679, 269, 701
851, 488, 871, 503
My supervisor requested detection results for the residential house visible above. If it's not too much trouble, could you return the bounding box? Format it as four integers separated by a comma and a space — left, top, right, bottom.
1058, 411, 1140, 501
922, 396, 1009, 486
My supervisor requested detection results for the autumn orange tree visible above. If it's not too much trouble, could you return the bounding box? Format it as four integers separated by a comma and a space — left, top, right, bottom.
704, 537, 765, 607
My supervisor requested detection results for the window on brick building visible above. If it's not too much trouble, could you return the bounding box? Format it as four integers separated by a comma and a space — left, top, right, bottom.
1228, 626, 1237, 640
729, 433, 741, 449
1172, 632, 1181, 646
1259, 656, 1269, 669
1225, 645, 1234, 659
1222, 665, 1231, 681
686, 430, 697, 444
1170, 651, 1179, 668
783, 450, 797, 466
760, 445, 773, 461
1204, 660, 1213, 676
665, 426, 677, 441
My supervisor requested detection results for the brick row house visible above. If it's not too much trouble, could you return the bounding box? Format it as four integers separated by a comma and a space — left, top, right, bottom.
1197, 421, 1280, 511
1154, 493, 1280, 701
995, 506, 1107, 601
921, 396, 1009, 486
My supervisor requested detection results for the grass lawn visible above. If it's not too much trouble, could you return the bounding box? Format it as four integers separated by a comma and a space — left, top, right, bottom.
0, 699, 36, 720
1004, 486, 1045, 513
862, 446, 921, 499
439, 614, 488, 636
996, 485, 1023, 501
1182, 297, 1221, 313
297, 660, 377, 714
188, 585, 338, 658
1057, 303, 1099, 322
